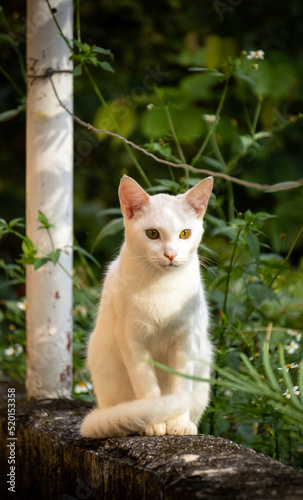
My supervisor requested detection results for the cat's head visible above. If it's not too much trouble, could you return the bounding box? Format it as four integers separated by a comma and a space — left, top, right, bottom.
118, 176, 213, 271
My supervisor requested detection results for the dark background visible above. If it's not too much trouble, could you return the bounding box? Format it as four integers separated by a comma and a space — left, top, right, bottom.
1, 0, 303, 287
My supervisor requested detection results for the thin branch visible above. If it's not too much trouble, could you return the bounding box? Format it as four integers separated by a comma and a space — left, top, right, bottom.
45, 0, 73, 51
48, 74, 303, 193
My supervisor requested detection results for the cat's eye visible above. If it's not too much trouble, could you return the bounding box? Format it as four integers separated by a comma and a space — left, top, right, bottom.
146, 229, 159, 239
179, 229, 191, 239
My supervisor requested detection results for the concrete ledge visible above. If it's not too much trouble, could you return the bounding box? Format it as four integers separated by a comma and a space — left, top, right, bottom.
1, 381, 303, 500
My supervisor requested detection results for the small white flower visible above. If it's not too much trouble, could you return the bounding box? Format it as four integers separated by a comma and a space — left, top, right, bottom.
4, 343, 23, 357
294, 386, 300, 396
146, 103, 154, 111
283, 386, 300, 399
246, 50, 265, 60
75, 304, 88, 318
203, 114, 218, 125
278, 362, 299, 373
287, 330, 302, 342
285, 340, 300, 355
74, 382, 92, 394
14, 344, 23, 356
224, 389, 233, 397
16, 301, 26, 311
4, 346, 15, 356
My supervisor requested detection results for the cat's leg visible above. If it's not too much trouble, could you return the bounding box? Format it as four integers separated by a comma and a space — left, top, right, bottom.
143, 422, 167, 436
116, 327, 167, 435
166, 412, 197, 435
117, 325, 160, 398
166, 351, 211, 435
164, 345, 198, 435
91, 360, 135, 408
87, 314, 135, 408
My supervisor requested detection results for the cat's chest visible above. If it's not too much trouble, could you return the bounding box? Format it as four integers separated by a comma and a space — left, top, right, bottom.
127, 270, 201, 330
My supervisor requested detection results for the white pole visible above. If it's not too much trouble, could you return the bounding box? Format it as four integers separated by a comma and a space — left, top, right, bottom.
26, 0, 73, 400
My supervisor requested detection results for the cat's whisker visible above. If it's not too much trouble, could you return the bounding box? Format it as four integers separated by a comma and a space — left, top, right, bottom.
137, 262, 155, 290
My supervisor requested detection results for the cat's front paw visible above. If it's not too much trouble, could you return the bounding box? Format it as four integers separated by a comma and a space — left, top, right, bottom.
142, 422, 167, 436
166, 418, 197, 436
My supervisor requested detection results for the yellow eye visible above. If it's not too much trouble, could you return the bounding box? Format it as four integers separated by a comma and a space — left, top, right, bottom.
146, 229, 159, 239
179, 229, 191, 239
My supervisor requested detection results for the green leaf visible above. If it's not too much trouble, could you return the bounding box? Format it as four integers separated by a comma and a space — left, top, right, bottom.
234, 72, 258, 87
230, 266, 244, 280
154, 87, 167, 100
72, 245, 101, 268
239, 354, 262, 383
255, 212, 277, 221
262, 343, 280, 392
247, 231, 260, 267
153, 179, 180, 191
73, 64, 82, 77
82, 42, 91, 53
143, 142, 172, 160
50, 249, 61, 265
98, 61, 115, 73
97, 208, 122, 218
89, 55, 98, 66
238, 135, 256, 154
142, 104, 204, 143
247, 283, 276, 308
73, 39, 84, 50
21, 236, 36, 256
279, 345, 303, 411
34, 257, 50, 271
180, 73, 222, 100
199, 155, 226, 172
0, 34, 16, 45
73, 40, 92, 53
0, 104, 25, 122
92, 217, 124, 252
92, 46, 113, 57
37, 211, 54, 230
265, 181, 302, 192
188, 67, 225, 77
8, 218, 25, 229
205, 214, 227, 229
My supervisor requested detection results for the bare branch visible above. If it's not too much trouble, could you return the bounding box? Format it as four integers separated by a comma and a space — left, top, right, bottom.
49, 74, 303, 193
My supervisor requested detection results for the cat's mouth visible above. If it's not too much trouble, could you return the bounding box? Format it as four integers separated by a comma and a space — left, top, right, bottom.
159, 260, 182, 270
150, 257, 184, 270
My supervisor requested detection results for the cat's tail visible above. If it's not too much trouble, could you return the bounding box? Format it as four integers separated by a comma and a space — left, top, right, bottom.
80, 391, 191, 438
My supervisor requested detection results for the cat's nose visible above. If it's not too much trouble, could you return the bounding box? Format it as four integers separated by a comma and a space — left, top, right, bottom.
164, 252, 177, 262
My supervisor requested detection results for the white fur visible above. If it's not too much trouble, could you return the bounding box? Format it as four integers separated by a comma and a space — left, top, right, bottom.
81, 176, 213, 438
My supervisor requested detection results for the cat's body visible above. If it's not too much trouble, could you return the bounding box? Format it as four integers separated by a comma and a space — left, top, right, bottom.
81, 176, 213, 438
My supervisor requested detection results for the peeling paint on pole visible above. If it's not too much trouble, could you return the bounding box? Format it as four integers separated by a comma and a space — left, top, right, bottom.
26, 0, 73, 399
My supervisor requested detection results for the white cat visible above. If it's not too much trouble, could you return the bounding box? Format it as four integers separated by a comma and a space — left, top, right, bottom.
81, 175, 213, 438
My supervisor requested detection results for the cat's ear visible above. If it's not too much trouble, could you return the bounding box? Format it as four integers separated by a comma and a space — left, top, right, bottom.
118, 176, 150, 219
184, 177, 213, 218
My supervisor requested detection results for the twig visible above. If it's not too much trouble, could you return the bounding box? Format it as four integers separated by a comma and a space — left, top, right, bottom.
48, 73, 303, 193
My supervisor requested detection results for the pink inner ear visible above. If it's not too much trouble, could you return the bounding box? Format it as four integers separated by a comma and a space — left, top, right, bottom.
184, 177, 213, 218
118, 176, 150, 219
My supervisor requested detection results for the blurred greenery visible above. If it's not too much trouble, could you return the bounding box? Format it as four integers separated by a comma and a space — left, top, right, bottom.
1, 0, 303, 467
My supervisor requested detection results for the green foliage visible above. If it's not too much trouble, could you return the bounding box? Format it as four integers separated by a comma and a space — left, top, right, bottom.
71, 40, 114, 76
